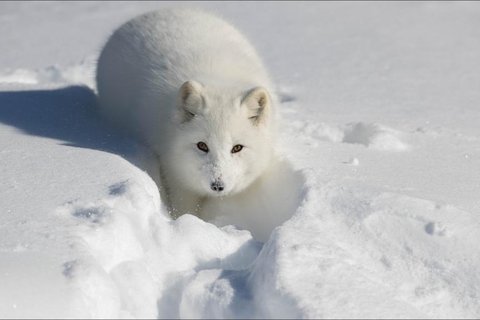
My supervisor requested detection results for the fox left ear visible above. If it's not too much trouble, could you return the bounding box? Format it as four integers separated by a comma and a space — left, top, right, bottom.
241, 87, 271, 125
176, 80, 204, 123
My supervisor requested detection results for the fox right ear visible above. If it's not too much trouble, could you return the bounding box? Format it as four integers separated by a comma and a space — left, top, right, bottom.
241, 87, 271, 125
176, 80, 204, 122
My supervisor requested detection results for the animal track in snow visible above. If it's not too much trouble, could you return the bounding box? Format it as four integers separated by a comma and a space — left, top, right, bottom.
424, 222, 448, 237
72, 206, 108, 225
108, 180, 129, 196
279, 92, 296, 104
276, 86, 297, 104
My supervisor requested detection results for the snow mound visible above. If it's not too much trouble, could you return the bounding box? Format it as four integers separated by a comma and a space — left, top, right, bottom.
0, 69, 39, 85
288, 120, 409, 151
343, 122, 410, 151
55, 178, 264, 318
0, 59, 96, 89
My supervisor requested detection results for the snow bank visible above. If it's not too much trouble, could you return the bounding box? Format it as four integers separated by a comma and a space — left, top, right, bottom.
45, 170, 480, 318
267, 184, 480, 318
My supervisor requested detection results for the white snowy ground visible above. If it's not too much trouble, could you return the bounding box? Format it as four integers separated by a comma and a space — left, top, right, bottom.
1, 1, 480, 319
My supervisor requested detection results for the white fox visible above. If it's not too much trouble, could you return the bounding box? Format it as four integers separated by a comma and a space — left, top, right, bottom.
96, 8, 277, 218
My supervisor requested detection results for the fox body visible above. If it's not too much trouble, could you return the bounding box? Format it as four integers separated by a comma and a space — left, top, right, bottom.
96, 8, 277, 217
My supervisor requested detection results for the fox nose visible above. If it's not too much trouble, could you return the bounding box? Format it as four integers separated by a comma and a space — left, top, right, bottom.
210, 179, 224, 192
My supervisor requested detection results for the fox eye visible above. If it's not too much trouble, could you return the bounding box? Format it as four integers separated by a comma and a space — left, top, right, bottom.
197, 141, 209, 153
231, 144, 244, 153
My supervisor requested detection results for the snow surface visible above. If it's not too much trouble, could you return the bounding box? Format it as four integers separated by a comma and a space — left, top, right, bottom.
1, 1, 480, 318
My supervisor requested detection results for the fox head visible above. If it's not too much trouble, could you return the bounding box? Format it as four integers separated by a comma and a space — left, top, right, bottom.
167, 80, 276, 198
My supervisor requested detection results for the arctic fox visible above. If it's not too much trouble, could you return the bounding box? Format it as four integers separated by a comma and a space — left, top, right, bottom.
96, 8, 277, 218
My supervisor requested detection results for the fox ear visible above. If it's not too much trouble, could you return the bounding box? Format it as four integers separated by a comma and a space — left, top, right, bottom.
241, 87, 271, 125
176, 80, 204, 122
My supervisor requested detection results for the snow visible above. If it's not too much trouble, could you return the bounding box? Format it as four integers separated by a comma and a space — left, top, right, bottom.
1, 1, 480, 318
